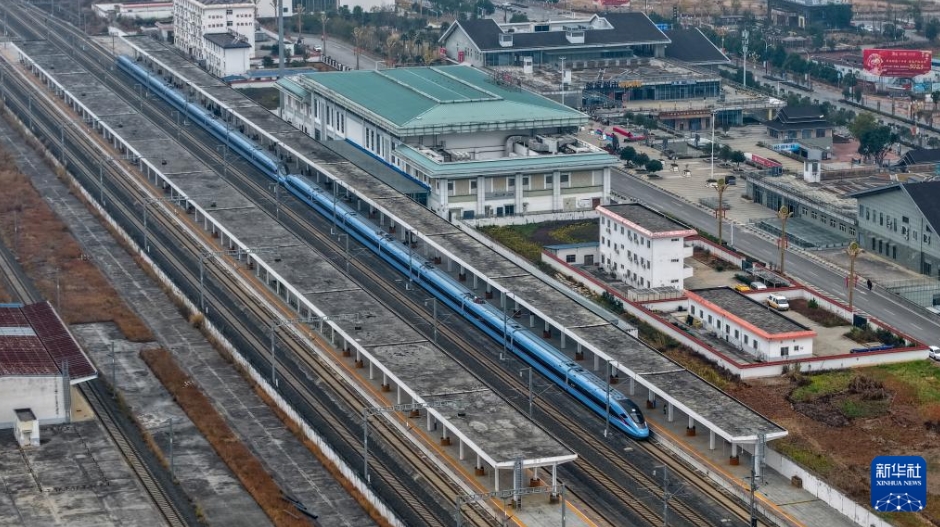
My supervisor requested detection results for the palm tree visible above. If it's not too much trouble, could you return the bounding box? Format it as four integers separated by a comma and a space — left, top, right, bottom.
776, 205, 793, 274
715, 178, 729, 245
353, 26, 365, 70
846, 241, 862, 313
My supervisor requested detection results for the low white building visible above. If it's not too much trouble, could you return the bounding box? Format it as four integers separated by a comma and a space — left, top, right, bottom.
173, 0, 257, 63
544, 242, 598, 266
0, 303, 97, 429
686, 288, 815, 360
597, 203, 695, 289
94, 2, 174, 20
203, 32, 252, 77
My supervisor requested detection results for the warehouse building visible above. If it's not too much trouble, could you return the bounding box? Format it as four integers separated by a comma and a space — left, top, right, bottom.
0, 302, 97, 430
278, 66, 616, 220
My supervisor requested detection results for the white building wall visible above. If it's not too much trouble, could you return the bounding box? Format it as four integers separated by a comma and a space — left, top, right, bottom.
205, 42, 251, 77
598, 214, 690, 288
0, 376, 65, 429
442, 26, 484, 67
173, 0, 256, 62
688, 300, 814, 360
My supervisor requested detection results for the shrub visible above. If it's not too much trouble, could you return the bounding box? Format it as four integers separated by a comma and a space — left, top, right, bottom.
808, 298, 819, 309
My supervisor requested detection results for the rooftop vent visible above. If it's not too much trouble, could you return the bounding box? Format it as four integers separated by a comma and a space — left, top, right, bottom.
499, 33, 513, 47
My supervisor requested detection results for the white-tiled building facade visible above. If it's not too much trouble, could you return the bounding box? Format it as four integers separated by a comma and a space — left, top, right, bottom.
597, 204, 695, 289
172, 0, 256, 62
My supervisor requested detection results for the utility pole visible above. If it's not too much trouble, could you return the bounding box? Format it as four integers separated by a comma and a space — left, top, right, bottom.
320, 11, 327, 63
559, 56, 567, 107
277, 0, 285, 85
776, 205, 792, 274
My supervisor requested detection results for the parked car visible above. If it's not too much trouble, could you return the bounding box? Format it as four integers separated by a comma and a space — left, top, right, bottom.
733, 284, 751, 292
929, 346, 940, 361
767, 294, 790, 311
749, 281, 768, 290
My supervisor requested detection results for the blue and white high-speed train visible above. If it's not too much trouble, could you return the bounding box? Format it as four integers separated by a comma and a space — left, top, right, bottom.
116, 56, 649, 440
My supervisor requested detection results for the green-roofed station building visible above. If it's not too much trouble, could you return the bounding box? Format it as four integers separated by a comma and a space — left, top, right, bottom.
276, 65, 616, 220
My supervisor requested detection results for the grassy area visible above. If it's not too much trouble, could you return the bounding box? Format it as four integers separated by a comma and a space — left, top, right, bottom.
774, 437, 835, 477
789, 370, 855, 402
479, 220, 598, 263
142, 348, 309, 527
236, 87, 280, 110
867, 361, 940, 405
838, 398, 890, 419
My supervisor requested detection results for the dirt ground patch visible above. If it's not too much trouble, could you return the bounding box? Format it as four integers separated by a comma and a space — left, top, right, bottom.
788, 298, 850, 328
0, 142, 152, 341
728, 364, 940, 525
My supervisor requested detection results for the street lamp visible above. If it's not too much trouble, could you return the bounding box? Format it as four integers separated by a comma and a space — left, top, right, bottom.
604, 360, 619, 438
559, 56, 567, 107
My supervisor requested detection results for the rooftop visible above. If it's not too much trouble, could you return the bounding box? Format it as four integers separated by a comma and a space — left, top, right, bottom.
284, 66, 586, 136
203, 32, 251, 49
443, 13, 670, 52
848, 180, 940, 236
689, 288, 813, 337
663, 28, 729, 65
599, 203, 696, 237
0, 302, 97, 381
35, 37, 573, 467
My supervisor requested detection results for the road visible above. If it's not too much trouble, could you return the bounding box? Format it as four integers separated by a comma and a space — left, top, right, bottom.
299, 31, 378, 70
612, 171, 940, 346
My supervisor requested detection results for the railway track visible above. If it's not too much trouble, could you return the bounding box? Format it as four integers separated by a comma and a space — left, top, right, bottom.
0, 170, 191, 527
3, 3, 771, 526
0, 12, 478, 526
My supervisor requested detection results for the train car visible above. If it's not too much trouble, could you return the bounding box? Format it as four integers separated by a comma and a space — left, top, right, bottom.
284, 173, 649, 439
118, 57, 649, 439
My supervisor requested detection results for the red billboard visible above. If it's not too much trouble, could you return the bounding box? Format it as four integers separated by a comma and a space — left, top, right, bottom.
863, 49, 932, 78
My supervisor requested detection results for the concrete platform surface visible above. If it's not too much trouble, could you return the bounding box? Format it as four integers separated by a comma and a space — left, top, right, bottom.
0, 421, 166, 527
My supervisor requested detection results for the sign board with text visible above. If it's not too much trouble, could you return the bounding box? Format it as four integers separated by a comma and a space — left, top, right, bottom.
863, 49, 932, 78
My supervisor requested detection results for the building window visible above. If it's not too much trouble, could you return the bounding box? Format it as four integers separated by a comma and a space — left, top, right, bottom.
545, 175, 553, 188
522, 176, 530, 189
470, 180, 477, 193
227, 21, 233, 26
744, 335, 749, 344
507, 177, 515, 188
566, 254, 576, 263
880, 213, 884, 226
781, 346, 789, 356
734, 329, 739, 339
226, 8, 233, 14
560, 174, 570, 187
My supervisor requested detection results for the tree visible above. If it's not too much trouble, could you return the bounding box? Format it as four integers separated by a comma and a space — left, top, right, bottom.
731, 150, 746, 165
634, 153, 650, 166
926, 18, 940, 41
848, 112, 878, 139
619, 146, 637, 161
718, 144, 733, 161
262, 55, 274, 68
645, 159, 664, 174
811, 32, 825, 51
858, 126, 897, 167
826, 38, 837, 52
509, 13, 529, 22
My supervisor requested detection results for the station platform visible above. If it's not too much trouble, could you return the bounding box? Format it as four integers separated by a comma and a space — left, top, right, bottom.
4, 39, 584, 525
647, 404, 861, 527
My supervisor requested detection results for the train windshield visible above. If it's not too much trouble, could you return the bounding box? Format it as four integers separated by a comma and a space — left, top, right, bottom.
624, 400, 647, 426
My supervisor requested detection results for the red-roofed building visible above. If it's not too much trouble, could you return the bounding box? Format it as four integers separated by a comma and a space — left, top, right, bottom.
0, 302, 96, 429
